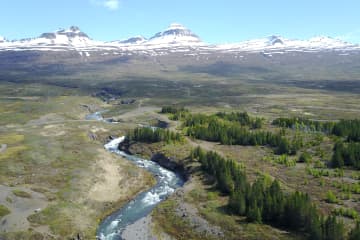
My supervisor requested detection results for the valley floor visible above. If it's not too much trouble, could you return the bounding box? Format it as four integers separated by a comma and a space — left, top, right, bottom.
0, 79, 360, 239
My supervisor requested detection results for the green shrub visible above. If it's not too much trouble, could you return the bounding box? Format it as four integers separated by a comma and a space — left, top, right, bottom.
332, 207, 359, 220
326, 190, 338, 204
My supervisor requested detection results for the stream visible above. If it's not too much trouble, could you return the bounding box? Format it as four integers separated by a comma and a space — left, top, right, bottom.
96, 136, 184, 240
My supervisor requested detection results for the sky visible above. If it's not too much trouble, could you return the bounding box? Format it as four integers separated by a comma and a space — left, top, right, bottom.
1, 0, 359, 44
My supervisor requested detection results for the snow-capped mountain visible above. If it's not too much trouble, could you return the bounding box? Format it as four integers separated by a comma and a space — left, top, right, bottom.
37, 26, 91, 45
0, 23, 359, 54
216, 35, 357, 52
0, 26, 99, 51
147, 23, 202, 45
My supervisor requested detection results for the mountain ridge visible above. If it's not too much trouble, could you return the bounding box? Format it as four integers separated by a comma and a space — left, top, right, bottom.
0, 24, 359, 54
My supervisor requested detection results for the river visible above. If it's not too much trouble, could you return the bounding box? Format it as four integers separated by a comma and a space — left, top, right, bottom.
96, 136, 184, 240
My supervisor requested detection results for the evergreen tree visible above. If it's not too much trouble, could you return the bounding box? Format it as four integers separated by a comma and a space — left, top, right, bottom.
229, 189, 246, 215
247, 203, 262, 223
323, 215, 345, 240
348, 222, 360, 240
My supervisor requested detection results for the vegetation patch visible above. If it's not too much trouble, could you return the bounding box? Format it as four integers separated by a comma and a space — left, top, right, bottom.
12, 189, 32, 198
191, 147, 351, 240
0, 204, 11, 217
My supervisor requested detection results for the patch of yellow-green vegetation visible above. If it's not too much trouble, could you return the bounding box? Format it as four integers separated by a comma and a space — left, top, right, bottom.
0, 145, 28, 161
28, 201, 96, 238
12, 189, 32, 198
0, 134, 25, 145
0, 230, 46, 240
152, 199, 215, 240
0, 204, 11, 217
0, 99, 50, 125
0, 133, 27, 163
0, 83, 106, 126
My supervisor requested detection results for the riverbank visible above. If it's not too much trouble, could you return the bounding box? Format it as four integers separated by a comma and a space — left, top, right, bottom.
97, 137, 184, 239
0, 92, 158, 239
121, 216, 156, 240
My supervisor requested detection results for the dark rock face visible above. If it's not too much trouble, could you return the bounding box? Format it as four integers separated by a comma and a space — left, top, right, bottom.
268, 36, 284, 45
58, 31, 89, 39
39, 26, 90, 41
151, 153, 178, 171
69, 26, 80, 32
120, 36, 146, 44
117, 137, 132, 154
151, 153, 188, 180
40, 33, 56, 39
155, 120, 168, 129
120, 99, 136, 104
150, 29, 199, 39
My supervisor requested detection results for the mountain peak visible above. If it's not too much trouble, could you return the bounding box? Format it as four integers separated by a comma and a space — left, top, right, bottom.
148, 23, 202, 44
69, 26, 81, 32
55, 26, 89, 38
167, 23, 187, 30
39, 26, 90, 41
267, 35, 284, 45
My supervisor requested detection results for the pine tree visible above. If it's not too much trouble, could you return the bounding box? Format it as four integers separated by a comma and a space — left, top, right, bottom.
323, 215, 345, 240
247, 203, 262, 223
348, 222, 360, 240
229, 189, 246, 215
332, 149, 344, 168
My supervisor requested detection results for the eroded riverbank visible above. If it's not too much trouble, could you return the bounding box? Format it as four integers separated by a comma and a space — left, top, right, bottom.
97, 137, 184, 240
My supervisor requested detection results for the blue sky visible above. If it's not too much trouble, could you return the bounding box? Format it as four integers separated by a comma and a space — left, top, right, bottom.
1, 0, 359, 43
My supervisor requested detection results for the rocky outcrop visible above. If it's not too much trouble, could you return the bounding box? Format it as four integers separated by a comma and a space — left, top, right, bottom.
151, 152, 189, 181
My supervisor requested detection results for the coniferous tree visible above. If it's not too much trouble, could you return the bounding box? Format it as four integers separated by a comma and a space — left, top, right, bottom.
323, 215, 345, 240
191, 146, 351, 239
348, 222, 360, 240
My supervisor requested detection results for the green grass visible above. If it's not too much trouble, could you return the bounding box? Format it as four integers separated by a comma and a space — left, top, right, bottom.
0, 204, 11, 217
